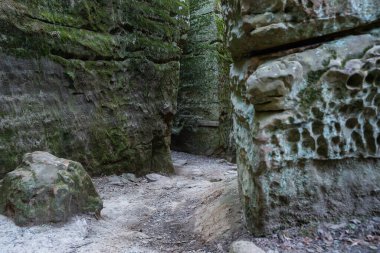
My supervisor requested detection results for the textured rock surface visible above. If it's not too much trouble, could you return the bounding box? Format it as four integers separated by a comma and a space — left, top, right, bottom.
0, 0, 189, 177
0, 152, 102, 226
231, 31, 380, 235
229, 240, 265, 253
223, 0, 380, 58
223, 0, 380, 235
172, 0, 234, 157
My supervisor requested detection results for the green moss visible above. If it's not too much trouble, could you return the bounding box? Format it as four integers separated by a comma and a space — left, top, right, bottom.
299, 71, 325, 110
173, 0, 233, 156
0, 0, 184, 177
299, 86, 321, 109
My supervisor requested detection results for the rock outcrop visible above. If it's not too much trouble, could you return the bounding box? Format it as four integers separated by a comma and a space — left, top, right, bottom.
172, 0, 234, 158
223, 0, 380, 235
0, 0, 189, 177
0, 152, 102, 226
224, 0, 380, 58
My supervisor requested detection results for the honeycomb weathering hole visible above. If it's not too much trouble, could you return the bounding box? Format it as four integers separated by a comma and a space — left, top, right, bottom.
366, 69, 380, 86
346, 73, 364, 90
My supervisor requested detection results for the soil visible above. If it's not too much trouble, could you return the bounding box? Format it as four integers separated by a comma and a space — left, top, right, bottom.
0, 152, 379, 253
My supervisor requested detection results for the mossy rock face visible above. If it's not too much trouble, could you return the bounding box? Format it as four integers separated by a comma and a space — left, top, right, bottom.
172, 0, 234, 158
0, 152, 103, 226
0, 0, 190, 177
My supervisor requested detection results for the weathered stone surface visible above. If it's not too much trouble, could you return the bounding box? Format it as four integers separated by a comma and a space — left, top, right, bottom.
223, 0, 380, 58
229, 240, 265, 253
229, 30, 380, 235
172, 0, 234, 158
0, 152, 102, 226
0, 0, 189, 177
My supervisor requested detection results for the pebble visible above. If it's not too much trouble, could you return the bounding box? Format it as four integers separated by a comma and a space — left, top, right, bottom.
173, 159, 188, 168
108, 175, 125, 186
145, 173, 168, 182
209, 178, 223, 182
122, 173, 138, 183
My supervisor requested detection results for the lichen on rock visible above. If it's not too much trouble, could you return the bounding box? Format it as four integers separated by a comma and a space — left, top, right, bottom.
0, 0, 190, 177
172, 0, 234, 158
223, 0, 380, 235
0, 151, 103, 226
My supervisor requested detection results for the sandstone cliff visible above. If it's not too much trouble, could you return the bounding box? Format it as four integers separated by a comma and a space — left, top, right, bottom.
172, 0, 234, 158
222, 0, 380, 235
0, 0, 189, 177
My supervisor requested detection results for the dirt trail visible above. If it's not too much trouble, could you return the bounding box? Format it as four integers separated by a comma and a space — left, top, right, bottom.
0, 152, 243, 253
1, 152, 379, 253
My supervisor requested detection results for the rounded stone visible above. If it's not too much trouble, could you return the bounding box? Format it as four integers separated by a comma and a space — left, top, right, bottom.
0, 152, 103, 226
230, 240, 265, 253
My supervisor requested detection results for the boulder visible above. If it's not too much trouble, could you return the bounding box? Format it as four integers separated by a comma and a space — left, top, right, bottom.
0, 152, 103, 226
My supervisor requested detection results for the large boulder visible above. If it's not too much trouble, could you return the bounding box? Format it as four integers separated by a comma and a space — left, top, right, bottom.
0, 152, 103, 226
223, 0, 380, 236
0, 0, 189, 177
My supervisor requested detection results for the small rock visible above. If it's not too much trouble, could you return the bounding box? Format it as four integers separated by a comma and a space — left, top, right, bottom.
350, 219, 361, 224
227, 162, 237, 167
145, 173, 168, 182
317, 228, 333, 242
209, 178, 223, 182
328, 222, 347, 230
230, 240, 265, 253
278, 232, 290, 243
122, 173, 138, 183
108, 175, 125, 186
224, 170, 237, 175
228, 166, 238, 171
173, 159, 188, 168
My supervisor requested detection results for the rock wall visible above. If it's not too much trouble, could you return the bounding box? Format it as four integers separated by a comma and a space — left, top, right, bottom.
223, 0, 380, 235
224, 0, 380, 58
0, 0, 189, 177
172, 0, 234, 158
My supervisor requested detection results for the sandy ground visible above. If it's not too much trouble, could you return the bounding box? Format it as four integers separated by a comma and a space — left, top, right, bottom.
1, 152, 379, 253
0, 152, 243, 253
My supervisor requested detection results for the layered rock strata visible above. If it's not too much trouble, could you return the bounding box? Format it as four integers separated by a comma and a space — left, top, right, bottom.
223, 0, 380, 58
223, 0, 380, 235
0, 0, 189, 177
172, 0, 234, 157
